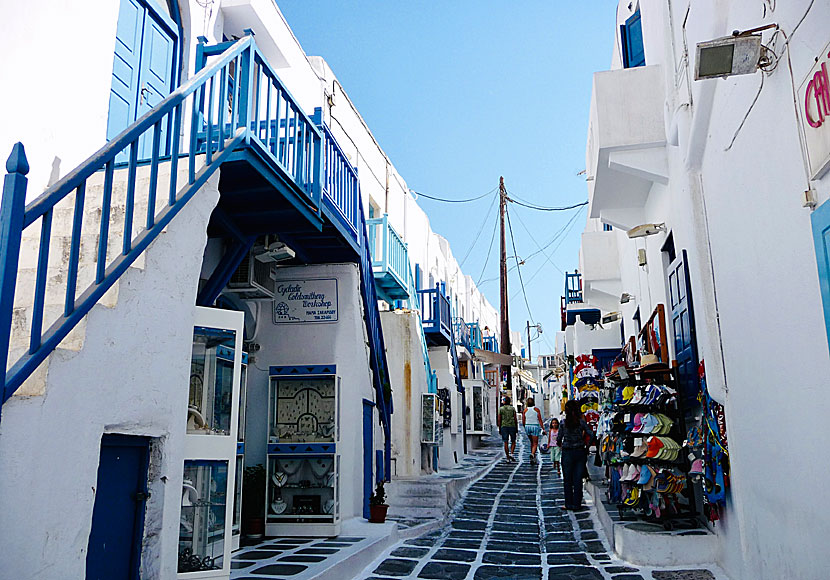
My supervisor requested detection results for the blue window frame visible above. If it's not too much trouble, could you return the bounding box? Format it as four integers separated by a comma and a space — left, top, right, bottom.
603, 223, 613, 232
811, 199, 830, 351
621, 10, 645, 68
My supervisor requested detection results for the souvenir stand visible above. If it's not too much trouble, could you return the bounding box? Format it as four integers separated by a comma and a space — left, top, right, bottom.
266, 365, 340, 537
572, 354, 601, 431
596, 305, 700, 530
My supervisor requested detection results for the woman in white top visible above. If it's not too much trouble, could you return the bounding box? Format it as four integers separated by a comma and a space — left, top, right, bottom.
522, 397, 545, 464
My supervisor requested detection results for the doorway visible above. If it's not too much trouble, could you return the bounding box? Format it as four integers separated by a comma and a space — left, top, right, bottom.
108, 0, 177, 157
86, 434, 151, 580
362, 400, 374, 519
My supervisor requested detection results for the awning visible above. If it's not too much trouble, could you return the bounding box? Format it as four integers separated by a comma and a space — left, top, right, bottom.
474, 349, 513, 366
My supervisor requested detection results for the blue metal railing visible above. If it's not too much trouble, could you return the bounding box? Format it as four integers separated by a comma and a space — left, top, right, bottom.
468, 322, 483, 351
406, 267, 437, 394
1, 36, 259, 406
565, 270, 583, 304
453, 317, 472, 352
482, 335, 499, 353
418, 286, 452, 339
357, 199, 393, 478
194, 37, 322, 210
366, 214, 409, 294
311, 112, 359, 243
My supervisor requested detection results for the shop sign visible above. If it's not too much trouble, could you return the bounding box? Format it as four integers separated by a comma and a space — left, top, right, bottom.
273, 278, 338, 323
799, 41, 830, 178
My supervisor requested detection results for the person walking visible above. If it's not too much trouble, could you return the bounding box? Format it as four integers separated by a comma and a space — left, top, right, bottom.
547, 417, 561, 475
497, 396, 518, 461
522, 397, 544, 465
557, 399, 594, 510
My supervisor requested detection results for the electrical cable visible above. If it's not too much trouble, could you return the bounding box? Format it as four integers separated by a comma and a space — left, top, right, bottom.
507, 196, 588, 212
475, 204, 501, 285
505, 204, 535, 325
511, 206, 566, 275
459, 191, 499, 267
410, 187, 498, 204
510, 207, 584, 300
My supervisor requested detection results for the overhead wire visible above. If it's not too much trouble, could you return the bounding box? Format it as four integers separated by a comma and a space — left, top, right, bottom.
511, 205, 566, 275
505, 203, 535, 325
509, 206, 584, 301
475, 203, 501, 285
410, 187, 498, 204
459, 190, 500, 267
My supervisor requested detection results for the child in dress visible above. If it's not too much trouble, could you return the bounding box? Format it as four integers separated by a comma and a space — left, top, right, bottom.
548, 417, 561, 475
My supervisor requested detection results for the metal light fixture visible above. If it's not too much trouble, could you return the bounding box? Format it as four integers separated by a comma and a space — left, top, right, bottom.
627, 223, 666, 239
602, 311, 622, 324
620, 292, 635, 304
695, 34, 762, 81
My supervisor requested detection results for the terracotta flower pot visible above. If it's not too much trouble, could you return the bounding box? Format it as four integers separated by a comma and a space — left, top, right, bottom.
369, 504, 389, 523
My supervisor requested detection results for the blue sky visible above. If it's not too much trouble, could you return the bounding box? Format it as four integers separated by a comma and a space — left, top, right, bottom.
278, 1, 618, 353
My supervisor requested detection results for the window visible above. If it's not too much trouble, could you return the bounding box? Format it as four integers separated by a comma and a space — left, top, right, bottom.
603, 223, 613, 232
621, 10, 645, 68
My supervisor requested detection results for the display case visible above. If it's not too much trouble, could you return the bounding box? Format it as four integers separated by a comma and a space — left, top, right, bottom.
421, 393, 439, 444
181, 307, 243, 580
266, 366, 340, 536
178, 461, 228, 573
188, 327, 236, 436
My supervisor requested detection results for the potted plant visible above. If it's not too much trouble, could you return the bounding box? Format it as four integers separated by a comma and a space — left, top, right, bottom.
241, 464, 266, 538
368, 480, 389, 523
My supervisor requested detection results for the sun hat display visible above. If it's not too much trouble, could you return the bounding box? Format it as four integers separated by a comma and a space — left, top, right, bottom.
646, 436, 665, 458
639, 353, 661, 367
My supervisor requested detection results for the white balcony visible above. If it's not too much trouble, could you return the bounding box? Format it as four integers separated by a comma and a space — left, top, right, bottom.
579, 230, 622, 311
586, 65, 667, 229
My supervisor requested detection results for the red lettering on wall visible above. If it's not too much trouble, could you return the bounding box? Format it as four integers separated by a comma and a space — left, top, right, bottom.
806, 63, 830, 128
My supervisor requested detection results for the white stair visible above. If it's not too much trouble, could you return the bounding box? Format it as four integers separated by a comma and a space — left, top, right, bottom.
7, 158, 202, 397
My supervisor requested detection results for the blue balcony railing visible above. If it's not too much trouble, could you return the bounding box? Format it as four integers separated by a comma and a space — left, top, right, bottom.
468, 322, 483, 351
312, 112, 359, 246
366, 214, 409, 301
453, 317, 472, 352
418, 286, 452, 345
565, 271, 583, 304
482, 335, 499, 353
194, 37, 323, 210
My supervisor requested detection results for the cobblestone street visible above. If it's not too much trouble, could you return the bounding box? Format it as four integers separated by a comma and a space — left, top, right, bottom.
360, 436, 722, 580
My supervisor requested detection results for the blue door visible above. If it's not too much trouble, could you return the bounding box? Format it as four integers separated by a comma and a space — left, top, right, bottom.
362, 400, 374, 519
667, 249, 699, 406
108, 0, 176, 158
86, 434, 150, 580
812, 199, 830, 350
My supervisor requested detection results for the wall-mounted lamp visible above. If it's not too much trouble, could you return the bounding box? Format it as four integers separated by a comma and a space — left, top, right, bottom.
620, 292, 635, 304
602, 311, 622, 324
627, 223, 666, 239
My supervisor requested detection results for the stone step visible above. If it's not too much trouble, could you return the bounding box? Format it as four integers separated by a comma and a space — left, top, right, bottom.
387, 506, 446, 520
386, 490, 448, 508
387, 482, 447, 499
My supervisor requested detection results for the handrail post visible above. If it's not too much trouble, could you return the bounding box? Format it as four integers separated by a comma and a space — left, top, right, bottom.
0, 143, 28, 406
240, 30, 256, 144
382, 214, 389, 271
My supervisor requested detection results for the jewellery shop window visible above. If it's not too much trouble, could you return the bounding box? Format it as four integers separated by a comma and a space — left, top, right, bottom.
188, 327, 236, 436
268, 377, 338, 444
178, 460, 228, 573
267, 455, 340, 522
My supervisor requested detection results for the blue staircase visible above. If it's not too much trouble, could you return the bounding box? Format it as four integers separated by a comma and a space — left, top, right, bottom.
0, 32, 394, 457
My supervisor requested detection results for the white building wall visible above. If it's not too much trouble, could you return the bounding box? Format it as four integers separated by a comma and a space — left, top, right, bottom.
0, 175, 221, 580
575, 2, 830, 578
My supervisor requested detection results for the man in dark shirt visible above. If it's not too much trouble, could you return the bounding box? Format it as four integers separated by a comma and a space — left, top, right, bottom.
497, 396, 518, 461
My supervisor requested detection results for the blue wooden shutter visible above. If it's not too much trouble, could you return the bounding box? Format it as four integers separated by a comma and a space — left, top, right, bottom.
621, 10, 645, 68
108, 0, 144, 143
811, 200, 830, 352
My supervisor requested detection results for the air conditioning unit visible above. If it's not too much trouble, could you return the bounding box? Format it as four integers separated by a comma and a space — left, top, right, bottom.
227, 252, 276, 299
